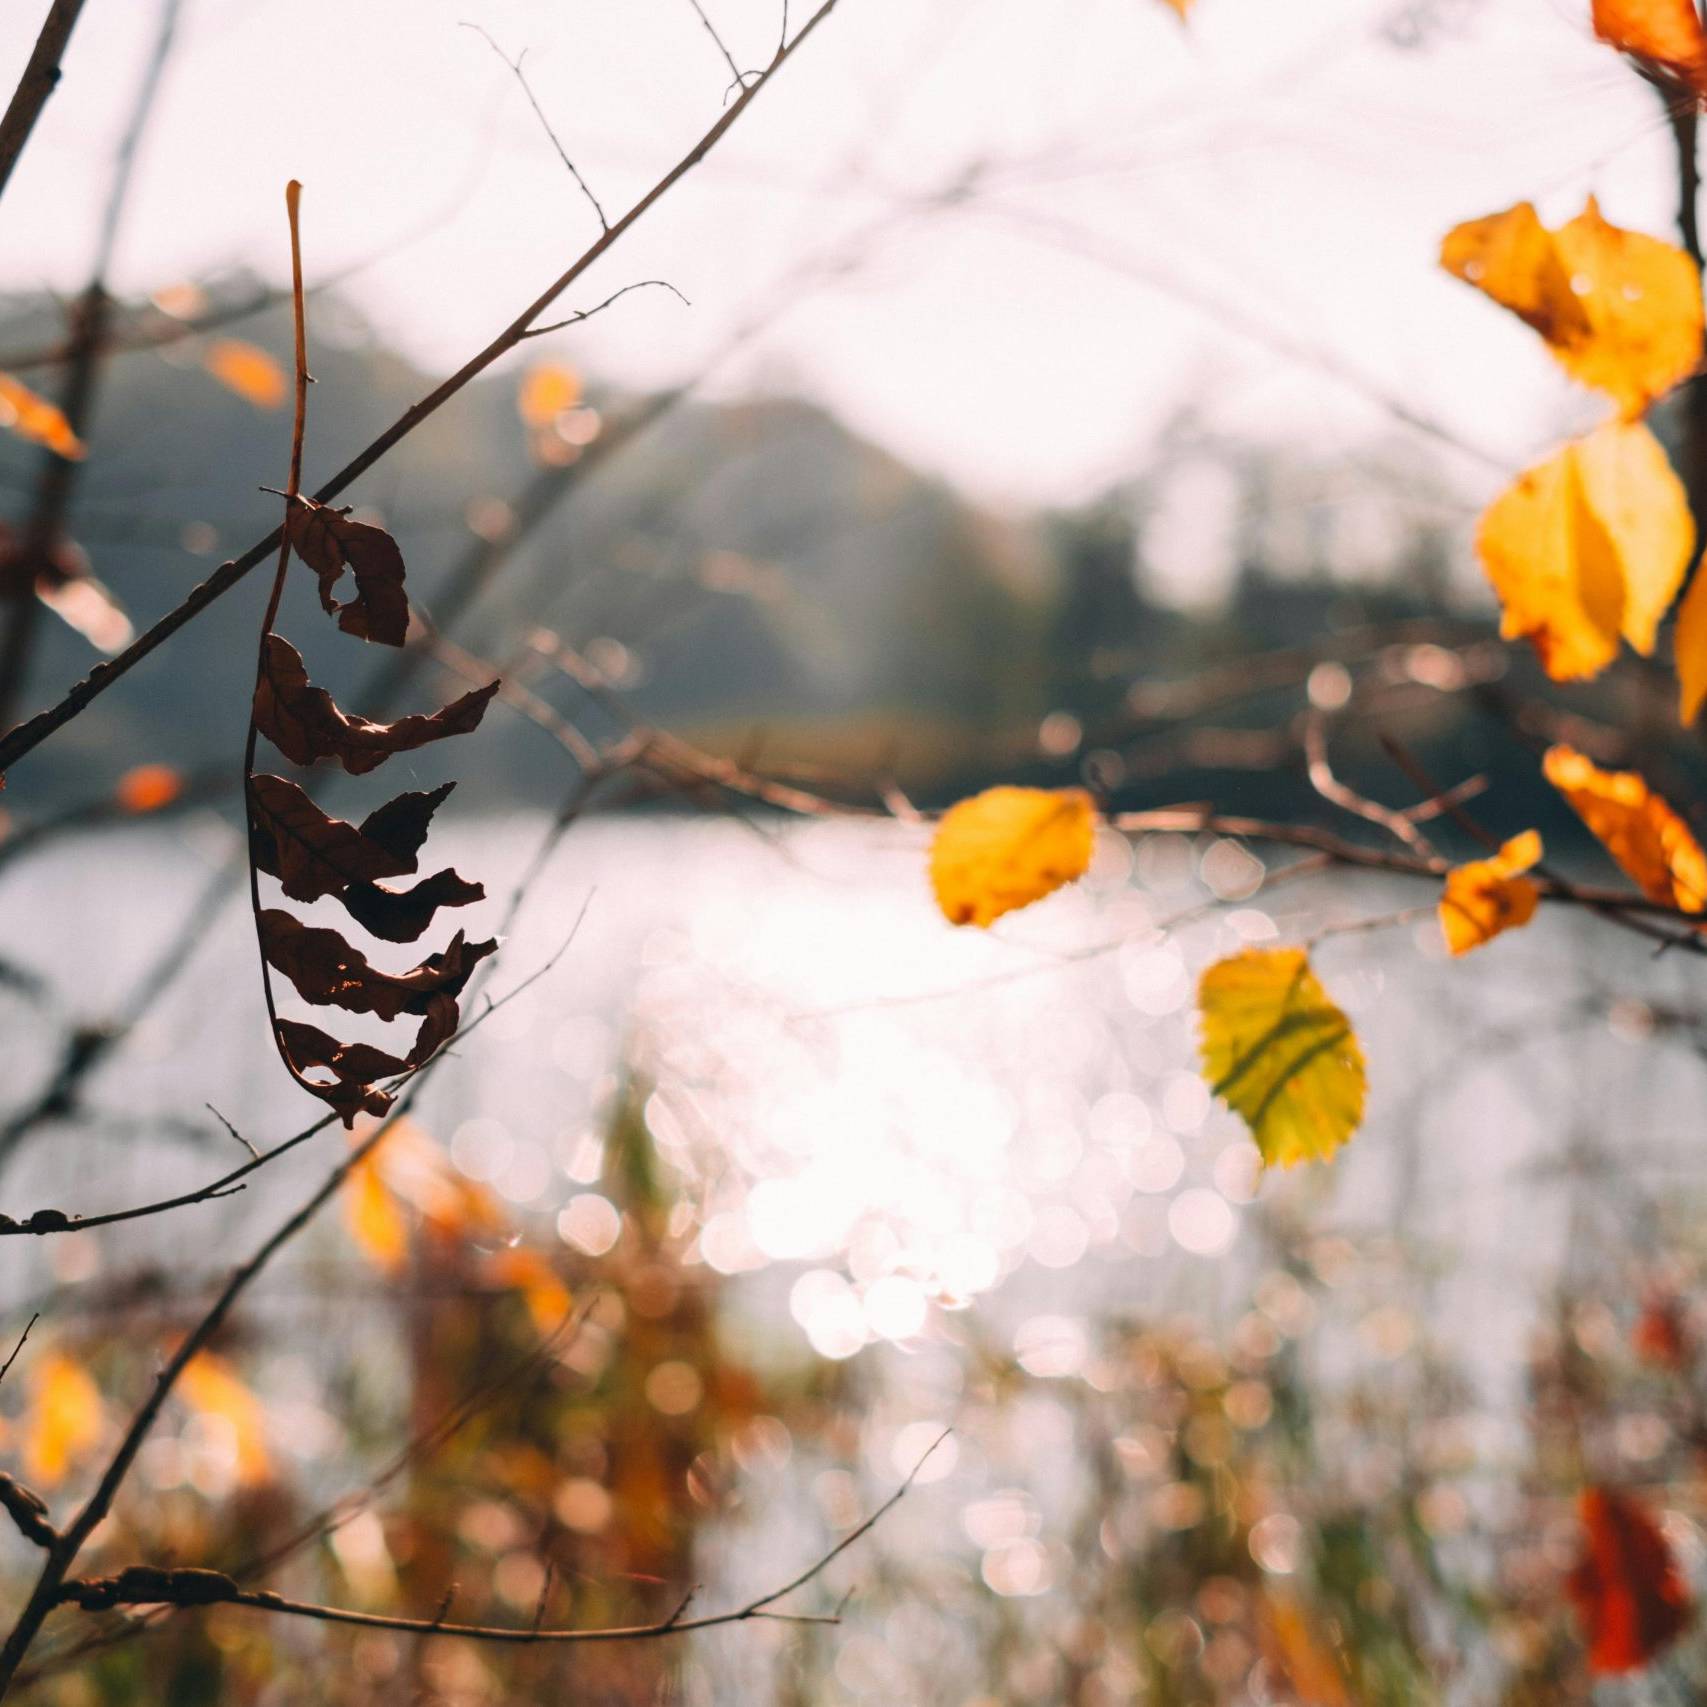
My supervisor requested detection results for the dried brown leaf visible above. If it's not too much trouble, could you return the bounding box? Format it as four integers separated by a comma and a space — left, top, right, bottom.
248, 773, 420, 902
275, 996, 457, 1126
342, 869, 485, 943
255, 636, 497, 775
259, 910, 495, 1022
285, 500, 409, 647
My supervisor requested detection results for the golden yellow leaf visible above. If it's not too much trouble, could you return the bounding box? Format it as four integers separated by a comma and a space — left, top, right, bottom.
345, 1148, 409, 1275
929, 786, 1096, 927
22, 1352, 104, 1486
1440, 831, 1543, 955
0, 374, 84, 459
1544, 744, 1707, 912
203, 339, 287, 409
1476, 421, 1693, 681
1441, 198, 1703, 416
518, 363, 581, 429
1198, 948, 1365, 1168
1593, 0, 1707, 92
179, 1352, 273, 1485
1674, 557, 1707, 724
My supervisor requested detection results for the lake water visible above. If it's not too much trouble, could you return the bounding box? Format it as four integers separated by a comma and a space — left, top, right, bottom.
2, 808, 1703, 1699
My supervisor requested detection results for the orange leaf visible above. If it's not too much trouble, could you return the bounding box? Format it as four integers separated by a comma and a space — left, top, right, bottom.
485, 1247, 572, 1335
1593, 0, 1707, 93
203, 340, 287, 410
1439, 830, 1542, 955
0, 374, 84, 459
115, 762, 183, 814
1156, 0, 1194, 16
1441, 198, 1703, 417
518, 363, 581, 429
1568, 1487, 1692, 1674
1543, 743, 1707, 911
179, 1352, 273, 1486
21, 1353, 104, 1486
345, 1148, 409, 1275
1673, 554, 1707, 724
1476, 422, 1693, 681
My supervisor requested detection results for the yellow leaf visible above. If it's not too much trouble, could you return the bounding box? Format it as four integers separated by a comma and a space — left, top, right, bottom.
0, 374, 84, 459
1543, 744, 1707, 912
1440, 831, 1543, 955
929, 786, 1096, 927
1674, 556, 1707, 724
345, 1149, 409, 1275
1476, 421, 1693, 681
518, 363, 581, 429
1198, 948, 1365, 1168
1593, 0, 1707, 92
22, 1352, 104, 1486
203, 340, 287, 410
179, 1352, 273, 1485
1441, 198, 1703, 416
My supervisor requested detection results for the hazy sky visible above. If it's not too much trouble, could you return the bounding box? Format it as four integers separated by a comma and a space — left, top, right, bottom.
0, 0, 1688, 534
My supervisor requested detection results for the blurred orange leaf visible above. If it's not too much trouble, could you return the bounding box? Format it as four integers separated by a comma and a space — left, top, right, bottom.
345, 1148, 409, 1276
203, 340, 287, 409
1157, 0, 1194, 17
1634, 1292, 1691, 1370
1198, 948, 1365, 1167
518, 363, 581, 429
1568, 1486, 1692, 1674
485, 1247, 572, 1335
115, 762, 183, 815
1543, 743, 1707, 912
179, 1352, 273, 1486
1476, 422, 1693, 681
22, 1352, 104, 1486
1593, 0, 1707, 92
929, 786, 1096, 927
1441, 198, 1702, 416
1258, 1592, 1354, 1707
0, 374, 84, 459
1439, 830, 1542, 955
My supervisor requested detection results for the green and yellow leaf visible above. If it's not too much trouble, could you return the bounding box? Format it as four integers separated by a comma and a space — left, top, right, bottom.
1198, 948, 1365, 1168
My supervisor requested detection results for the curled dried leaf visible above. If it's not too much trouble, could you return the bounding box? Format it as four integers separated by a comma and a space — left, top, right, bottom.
276, 996, 456, 1125
286, 499, 409, 646
1439, 830, 1542, 955
342, 869, 485, 943
260, 909, 495, 1022
1543, 744, 1707, 912
255, 635, 498, 774
248, 773, 422, 902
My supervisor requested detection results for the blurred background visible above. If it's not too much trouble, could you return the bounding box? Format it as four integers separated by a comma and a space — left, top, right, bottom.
5, 0, 1707, 1701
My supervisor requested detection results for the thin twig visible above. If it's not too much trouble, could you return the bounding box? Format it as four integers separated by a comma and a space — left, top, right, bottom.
0, 1316, 38, 1388
462, 24, 608, 230
0, 0, 89, 204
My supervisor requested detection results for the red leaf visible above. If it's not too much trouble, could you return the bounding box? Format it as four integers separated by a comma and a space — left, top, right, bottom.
285, 500, 409, 646
1567, 1486, 1692, 1674
255, 635, 497, 775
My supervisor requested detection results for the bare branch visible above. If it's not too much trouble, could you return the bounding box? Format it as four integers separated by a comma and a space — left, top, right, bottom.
0, 0, 89, 205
